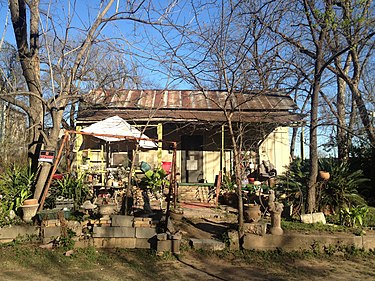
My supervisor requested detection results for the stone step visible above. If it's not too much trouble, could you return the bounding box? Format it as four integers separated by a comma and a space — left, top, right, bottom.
189, 238, 225, 251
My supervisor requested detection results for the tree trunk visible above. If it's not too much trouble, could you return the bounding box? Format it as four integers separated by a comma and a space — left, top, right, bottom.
349, 82, 375, 146
307, 49, 324, 213
290, 127, 298, 159
227, 118, 244, 237
307, 76, 319, 213
337, 74, 348, 161
33, 111, 63, 201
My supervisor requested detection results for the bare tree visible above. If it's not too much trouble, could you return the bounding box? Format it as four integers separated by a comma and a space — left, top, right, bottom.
2, 0, 177, 201
140, 0, 302, 235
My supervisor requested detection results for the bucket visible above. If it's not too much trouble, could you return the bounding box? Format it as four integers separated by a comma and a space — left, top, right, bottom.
140, 161, 151, 173
162, 161, 172, 174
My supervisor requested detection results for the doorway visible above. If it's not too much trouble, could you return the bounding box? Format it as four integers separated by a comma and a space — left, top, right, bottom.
181, 135, 203, 183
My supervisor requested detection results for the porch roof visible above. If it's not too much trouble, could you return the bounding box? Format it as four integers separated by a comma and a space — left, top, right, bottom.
77, 89, 303, 124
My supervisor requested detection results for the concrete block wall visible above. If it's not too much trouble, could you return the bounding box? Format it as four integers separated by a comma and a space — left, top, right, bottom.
0, 225, 40, 243
91, 215, 158, 249
242, 233, 375, 251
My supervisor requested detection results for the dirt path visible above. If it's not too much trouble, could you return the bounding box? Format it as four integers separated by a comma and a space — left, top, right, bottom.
0, 242, 374, 281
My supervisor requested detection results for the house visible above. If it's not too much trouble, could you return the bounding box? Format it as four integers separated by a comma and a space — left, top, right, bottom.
76, 89, 302, 184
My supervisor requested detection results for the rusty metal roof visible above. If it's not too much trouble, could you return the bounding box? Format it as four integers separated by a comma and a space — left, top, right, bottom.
77, 89, 302, 124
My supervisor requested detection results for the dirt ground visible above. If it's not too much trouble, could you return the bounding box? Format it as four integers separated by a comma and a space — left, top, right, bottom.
0, 243, 374, 281
0, 205, 374, 281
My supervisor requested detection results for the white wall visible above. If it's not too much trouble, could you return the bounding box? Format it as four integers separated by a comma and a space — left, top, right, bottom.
259, 127, 290, 175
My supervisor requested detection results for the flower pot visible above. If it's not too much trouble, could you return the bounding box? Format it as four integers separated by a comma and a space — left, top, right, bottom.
23, 199, 38, 206
20, 204, 39, 222
244, 204, 261, 223
319, 171, 330, 181
222, 192, 238, 208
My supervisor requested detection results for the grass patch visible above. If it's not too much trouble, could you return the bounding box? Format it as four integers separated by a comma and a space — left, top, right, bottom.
281, 220, 361, 234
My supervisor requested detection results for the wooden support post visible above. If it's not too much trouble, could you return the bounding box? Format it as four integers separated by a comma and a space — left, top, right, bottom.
38, 132, 69, 212
165, 142, 177, 233
215, 170, 222, 207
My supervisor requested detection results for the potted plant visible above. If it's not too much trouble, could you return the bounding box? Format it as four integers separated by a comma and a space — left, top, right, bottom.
220, 173, 238, 207
138, 167, 169, 212
0, 165, 36, 223
242, 182, 263, 223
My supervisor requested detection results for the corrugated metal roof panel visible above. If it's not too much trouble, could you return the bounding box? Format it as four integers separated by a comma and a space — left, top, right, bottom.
77, 89, 304, 124
82, 89, 297, 111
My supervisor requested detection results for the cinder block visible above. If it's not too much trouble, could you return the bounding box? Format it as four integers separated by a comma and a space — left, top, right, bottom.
242, 233, 363, 251
300, 212, 326, 224
189, 238, 225, 251
111, 215, 134, 227
135, 227, 157, 239
243, 222, 267, 236
228, 230, 240, 251
93, 226, 135, 238
135, 238, 151, 249
93, 237, 136, 248
0, 225, 40, 240
133, 221, 151, 228
171, 239, 181, 254
171, 232, 182, 240
43, 226, 61, 238
157, 239, 172, 253
42, 219, 60, 227
157, 233, 168, 241
362, 235, 375, 251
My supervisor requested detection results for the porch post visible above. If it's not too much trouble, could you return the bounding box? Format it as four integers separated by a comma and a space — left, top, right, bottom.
157, 123, 163, 166
300, 126, 305, 160
75, 126, 83, 175
221, 124, 225, 171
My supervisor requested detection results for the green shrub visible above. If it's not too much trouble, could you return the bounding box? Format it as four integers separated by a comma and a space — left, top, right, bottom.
364, 207, 375, 227
276, 158, 310, 216
0, 165, 34, 226
46, 174, 90, 210
318, 159, 368, 213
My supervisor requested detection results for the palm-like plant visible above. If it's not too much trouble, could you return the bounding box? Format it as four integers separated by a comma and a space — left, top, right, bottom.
277, 158, 310, 215
0, 165, 34, 225
318, 159, 368, 213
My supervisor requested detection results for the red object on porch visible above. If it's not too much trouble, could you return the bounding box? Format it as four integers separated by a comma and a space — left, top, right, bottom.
162, 161, 172, 174
52, 174, 64, 180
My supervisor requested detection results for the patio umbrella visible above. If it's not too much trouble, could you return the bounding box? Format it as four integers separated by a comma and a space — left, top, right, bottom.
81, 116, 157, 148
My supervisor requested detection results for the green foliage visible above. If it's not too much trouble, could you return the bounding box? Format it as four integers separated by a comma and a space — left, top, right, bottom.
55, 229, 76, 251
221, 173, 236, 192
48, 174, 90, 210
139, 168, 169, 192
318, 159, 368, 213
276, 158, 310, 215
0, 165, 34, 226
363, 207, 375, 227
340, 205, 369, 228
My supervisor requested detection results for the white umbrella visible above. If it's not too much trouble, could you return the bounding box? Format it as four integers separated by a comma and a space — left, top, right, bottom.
81, 116, 157, 148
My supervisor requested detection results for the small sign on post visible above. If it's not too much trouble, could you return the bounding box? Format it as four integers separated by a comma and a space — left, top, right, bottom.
38, 150, 55, 163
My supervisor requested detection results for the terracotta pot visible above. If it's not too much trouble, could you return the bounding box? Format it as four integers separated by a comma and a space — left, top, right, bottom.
23, 199, 38, 205
222, 192, 238, 208
247, 177, 255, 183
244, 204, 262, 223
319, 171, 330, 181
